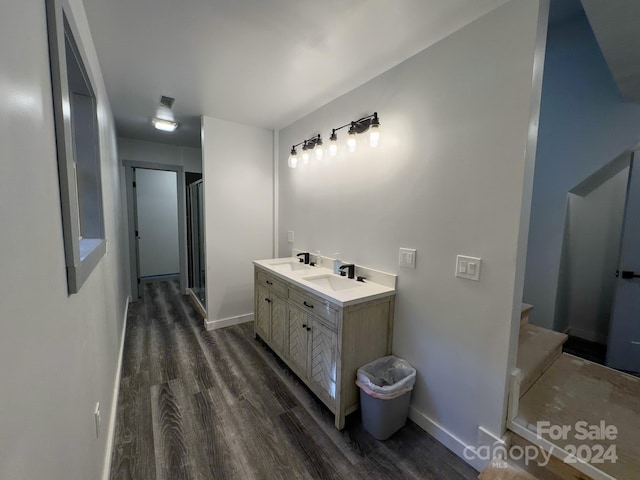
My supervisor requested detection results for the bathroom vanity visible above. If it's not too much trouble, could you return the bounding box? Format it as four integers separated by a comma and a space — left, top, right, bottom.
253, 257, 396, 429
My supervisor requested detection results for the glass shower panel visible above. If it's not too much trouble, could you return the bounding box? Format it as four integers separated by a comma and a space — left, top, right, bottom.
188, 180, 206, 309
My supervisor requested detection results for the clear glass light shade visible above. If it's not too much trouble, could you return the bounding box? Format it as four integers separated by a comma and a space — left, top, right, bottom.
288, 153, 298, 168
329, 141, 338, 157
369, 125, 380, 148
315, 144, 324, 160
302, 150, 310, 164
347, 134, 357, 153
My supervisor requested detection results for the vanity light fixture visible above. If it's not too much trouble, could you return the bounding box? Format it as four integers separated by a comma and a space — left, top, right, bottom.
328, 112, 380, 156
287, 113, 380, 168
288, 134, 323, 168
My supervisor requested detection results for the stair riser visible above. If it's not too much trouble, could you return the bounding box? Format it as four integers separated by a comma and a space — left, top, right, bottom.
520, 345, 563, 398
507, 433, 594, 480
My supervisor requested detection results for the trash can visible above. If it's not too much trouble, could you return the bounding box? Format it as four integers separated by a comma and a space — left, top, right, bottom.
356, 355, 416, 440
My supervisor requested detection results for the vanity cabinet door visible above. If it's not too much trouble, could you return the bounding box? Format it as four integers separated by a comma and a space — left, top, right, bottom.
309, 319, 337, 402
288, 305, 309, 375
270, 294, 286, 354
255, 284, 272, 341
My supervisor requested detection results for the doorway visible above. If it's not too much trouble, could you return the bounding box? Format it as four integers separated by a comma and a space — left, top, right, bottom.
554, 151, 640, 373
124, 161, 188, 298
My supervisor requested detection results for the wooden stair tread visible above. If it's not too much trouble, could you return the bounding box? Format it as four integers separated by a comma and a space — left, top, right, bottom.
521, 303, 534, 315
513, 353, 640, 480
516, 324, 567, 396
520, 303, 534, 327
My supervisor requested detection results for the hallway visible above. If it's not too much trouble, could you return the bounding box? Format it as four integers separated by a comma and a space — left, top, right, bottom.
110, 281, 478, 479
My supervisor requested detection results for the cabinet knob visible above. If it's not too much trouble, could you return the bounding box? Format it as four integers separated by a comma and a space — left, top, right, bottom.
303, 301, 314, 309
302, 323, 307, 328
266, 280, 273, 285
306, 326, 311, 331
265, 298, 272, 303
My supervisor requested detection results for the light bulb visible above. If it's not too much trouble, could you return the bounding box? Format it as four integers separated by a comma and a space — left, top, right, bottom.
329, 130, 338, 156
313, 134, 324, 160
288, 152, 298, 168
302, 150, 310, 164
369, 125, 380, 148
347, 134, 357, 153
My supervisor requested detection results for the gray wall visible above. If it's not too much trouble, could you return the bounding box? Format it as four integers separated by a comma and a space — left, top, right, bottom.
524, 10, 640, 329
118, 136, 202, 173
278, 0, 543, 457
202, 117, 274, 327
0, 0, 129, 479
556, 167, 629, 342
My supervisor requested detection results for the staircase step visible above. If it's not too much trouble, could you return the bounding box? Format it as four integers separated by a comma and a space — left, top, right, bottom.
505, 432, 593, 480
516, 324, 567, 397
511, 353, 640, 480
521, 303, 533, 327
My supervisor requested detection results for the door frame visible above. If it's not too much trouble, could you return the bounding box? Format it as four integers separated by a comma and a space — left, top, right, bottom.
123, 160, 188, 298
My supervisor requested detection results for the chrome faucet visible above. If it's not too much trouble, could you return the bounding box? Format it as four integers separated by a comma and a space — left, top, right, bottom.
297, 252, 310, 264
339, 263, 355, 279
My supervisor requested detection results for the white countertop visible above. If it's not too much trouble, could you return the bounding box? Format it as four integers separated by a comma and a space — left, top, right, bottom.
253, 257, 396, 307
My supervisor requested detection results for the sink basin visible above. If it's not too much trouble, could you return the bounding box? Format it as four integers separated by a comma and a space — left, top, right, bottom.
271, 261, 313, 272
303, 274, 363, 292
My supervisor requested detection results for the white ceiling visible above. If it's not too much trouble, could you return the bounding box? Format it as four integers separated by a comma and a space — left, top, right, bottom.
82, 0, 511, 147
580, 0, 640, 104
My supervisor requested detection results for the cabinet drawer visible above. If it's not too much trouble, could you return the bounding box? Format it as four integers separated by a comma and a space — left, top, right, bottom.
289, 287, 338, 329
256, 269, 287, 296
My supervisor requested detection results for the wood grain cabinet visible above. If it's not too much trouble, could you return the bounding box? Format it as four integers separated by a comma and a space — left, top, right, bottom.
254, 265, 395, 429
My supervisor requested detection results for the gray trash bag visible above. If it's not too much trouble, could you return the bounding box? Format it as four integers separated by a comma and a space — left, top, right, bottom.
356, 355, 416, 400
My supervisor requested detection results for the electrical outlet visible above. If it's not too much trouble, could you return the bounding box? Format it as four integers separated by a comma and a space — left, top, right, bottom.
456, 255, 481, 281
399, 248, 417, 268
94, 402, 101, 438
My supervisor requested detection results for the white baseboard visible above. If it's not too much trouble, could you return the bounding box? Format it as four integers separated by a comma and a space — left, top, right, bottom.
101, 295, 131, 480
408, 405, 486, 472
205, 312, 254, 331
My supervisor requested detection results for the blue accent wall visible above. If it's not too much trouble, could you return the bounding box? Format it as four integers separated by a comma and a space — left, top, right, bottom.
524, 7, 640, 329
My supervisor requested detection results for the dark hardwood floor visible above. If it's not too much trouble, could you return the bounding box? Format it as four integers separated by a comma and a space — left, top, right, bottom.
110, 281, 478, 480
562, 334, 607, 365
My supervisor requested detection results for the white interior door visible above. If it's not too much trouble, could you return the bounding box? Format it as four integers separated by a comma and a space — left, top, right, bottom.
607, 155, 640, 373
135, 168, 180, 278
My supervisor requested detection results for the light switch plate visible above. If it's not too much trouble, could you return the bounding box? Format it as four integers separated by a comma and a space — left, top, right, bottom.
399, 248, 417, 268
287, 231, 294, 243
456, 255, 481, 281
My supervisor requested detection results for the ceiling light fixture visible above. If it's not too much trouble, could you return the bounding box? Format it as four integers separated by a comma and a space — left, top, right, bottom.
152, 118, 179, 132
